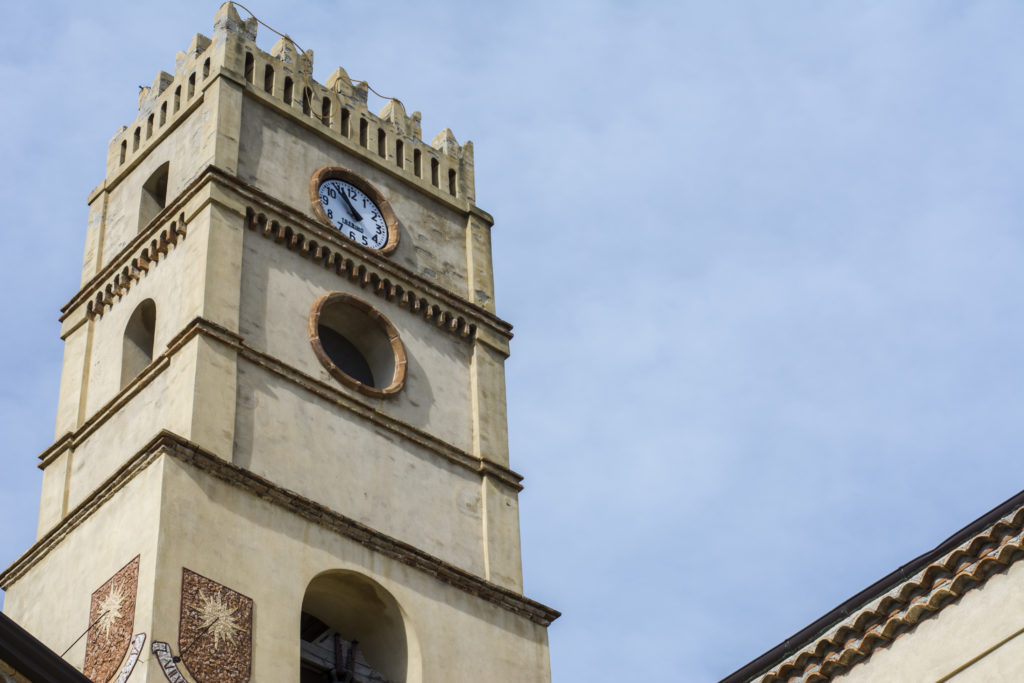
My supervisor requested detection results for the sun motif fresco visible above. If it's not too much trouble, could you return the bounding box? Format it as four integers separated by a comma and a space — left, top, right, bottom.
179, 568, 253, 683
84, 556, 140, 683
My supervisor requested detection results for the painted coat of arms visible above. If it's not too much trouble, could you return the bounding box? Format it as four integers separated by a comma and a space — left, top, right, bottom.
178, 568, 253, 683
84, 556, 140, 683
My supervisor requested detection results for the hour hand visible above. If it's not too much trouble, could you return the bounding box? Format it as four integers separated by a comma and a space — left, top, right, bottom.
339, 192, 363, 222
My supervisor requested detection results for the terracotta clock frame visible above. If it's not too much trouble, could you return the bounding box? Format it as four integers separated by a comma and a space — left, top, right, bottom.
309, 166, 400, 255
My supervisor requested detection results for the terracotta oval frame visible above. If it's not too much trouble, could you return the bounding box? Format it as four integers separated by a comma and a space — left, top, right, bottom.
310, 166, 400, 255
309, 292, 407, 398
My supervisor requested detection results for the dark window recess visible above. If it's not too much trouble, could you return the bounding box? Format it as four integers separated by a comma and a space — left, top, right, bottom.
121, 300, 156, 389
299, 612, 394, 683
318, 325, 374, 387
264, 65, 274, 93
139, 161, 170, 232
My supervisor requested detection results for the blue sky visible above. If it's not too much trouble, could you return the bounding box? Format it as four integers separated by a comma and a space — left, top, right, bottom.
3, 1, 1024, 680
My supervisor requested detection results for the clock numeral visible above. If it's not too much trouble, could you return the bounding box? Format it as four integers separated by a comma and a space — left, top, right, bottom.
328, 188, 336, 199
326, 208, 333, 219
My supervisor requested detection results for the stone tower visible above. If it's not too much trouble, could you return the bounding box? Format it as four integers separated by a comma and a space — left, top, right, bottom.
0, 5, 558, 682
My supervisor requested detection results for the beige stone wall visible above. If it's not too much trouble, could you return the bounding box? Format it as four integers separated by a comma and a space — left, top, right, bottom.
151, 454, 551, 683
837, 560, 1024, 682
236, 97, 476, 299
234, 355, 487, 574
3, 462, 163, 677
238, 230, 476, 450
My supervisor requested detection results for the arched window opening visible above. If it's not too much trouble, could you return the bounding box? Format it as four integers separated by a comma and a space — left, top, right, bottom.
341, 108, 350, 137
413, 149, 421, 178
283, 77, 293, 105
121, 299, 156, 389
430, 158, 439, 187
320, 97, 331, 126
300, 571, 416, 683
133, 127, 141, 151
244, 53, 255, 84
173, 85, 181, 113
359, 119, 368, 148
138, 161, 170, 232
264, 64, 275, 94
159, 101, 167, 126
448, 169, 457, 196
120, 140, 127, 165
187, 72, 196, 99
377, 129, 386, 158
146, 114, 154, 139
395, 140, 404, 169
302, 87, 313, 115
202, 58, 211, 79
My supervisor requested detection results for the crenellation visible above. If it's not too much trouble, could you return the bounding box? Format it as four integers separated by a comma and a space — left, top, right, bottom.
213, 1, 256, 41
106, 3, 476, 209
106, 28, 220, 179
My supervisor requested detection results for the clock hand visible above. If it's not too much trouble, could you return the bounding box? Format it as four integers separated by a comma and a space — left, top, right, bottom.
338, 192, 363, 222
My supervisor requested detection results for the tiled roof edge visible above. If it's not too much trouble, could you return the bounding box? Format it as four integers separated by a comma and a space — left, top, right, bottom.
721, 487, 1024, 683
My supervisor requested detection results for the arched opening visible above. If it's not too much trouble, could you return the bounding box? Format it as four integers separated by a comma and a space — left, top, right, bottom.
430, 158, 439, 187
448, 169, 457, 196
359, 119, 368, 148
202, 57, 211, 79
187, 72, 196, 99
300, 571, 418, 683
377, 129, 386, 158
159, 101, 167, 126
341, 108, 350, 137
321, 97, 331, 126
119, 140, 127, 164
395, 139, 404, 169
121, 299, 156, 389
146, 113, 154, 139
283, 77, 294, 104
302, 87, 313, 115
138, 161, 170, 232
413, 149, 421, 178
174, 85, 181, 112
264, 64, 275, 94
133, 127, 140, 151
244, 52, 255, 84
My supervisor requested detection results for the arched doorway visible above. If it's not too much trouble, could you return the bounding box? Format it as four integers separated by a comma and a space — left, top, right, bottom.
300, 571, 417, 683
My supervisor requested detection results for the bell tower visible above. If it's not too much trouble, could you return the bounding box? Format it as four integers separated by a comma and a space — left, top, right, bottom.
0, 4, 557, 682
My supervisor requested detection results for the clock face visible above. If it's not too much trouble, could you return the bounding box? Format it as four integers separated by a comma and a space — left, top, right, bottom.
317, 179, 390, 251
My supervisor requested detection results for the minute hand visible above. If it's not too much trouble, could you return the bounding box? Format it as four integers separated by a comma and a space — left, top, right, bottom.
339, 192, 363, 222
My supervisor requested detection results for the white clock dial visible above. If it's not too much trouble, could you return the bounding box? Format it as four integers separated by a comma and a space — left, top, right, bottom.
317, 179, 389, 250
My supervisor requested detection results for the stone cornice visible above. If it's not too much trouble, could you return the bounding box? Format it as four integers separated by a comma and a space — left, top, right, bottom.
5, 431, 560, 627
39, 316, 524, 495
62, 166, 513, 345
234, 174, 511, 342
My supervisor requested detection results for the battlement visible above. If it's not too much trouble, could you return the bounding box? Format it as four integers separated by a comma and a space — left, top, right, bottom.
107, 2, 475, 204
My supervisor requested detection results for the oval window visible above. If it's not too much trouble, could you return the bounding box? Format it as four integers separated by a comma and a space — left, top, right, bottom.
309, 293, 406, 398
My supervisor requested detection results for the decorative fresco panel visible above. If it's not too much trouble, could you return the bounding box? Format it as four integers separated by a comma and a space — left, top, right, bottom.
178, 568, 253, 683
84, 556, 140, 683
